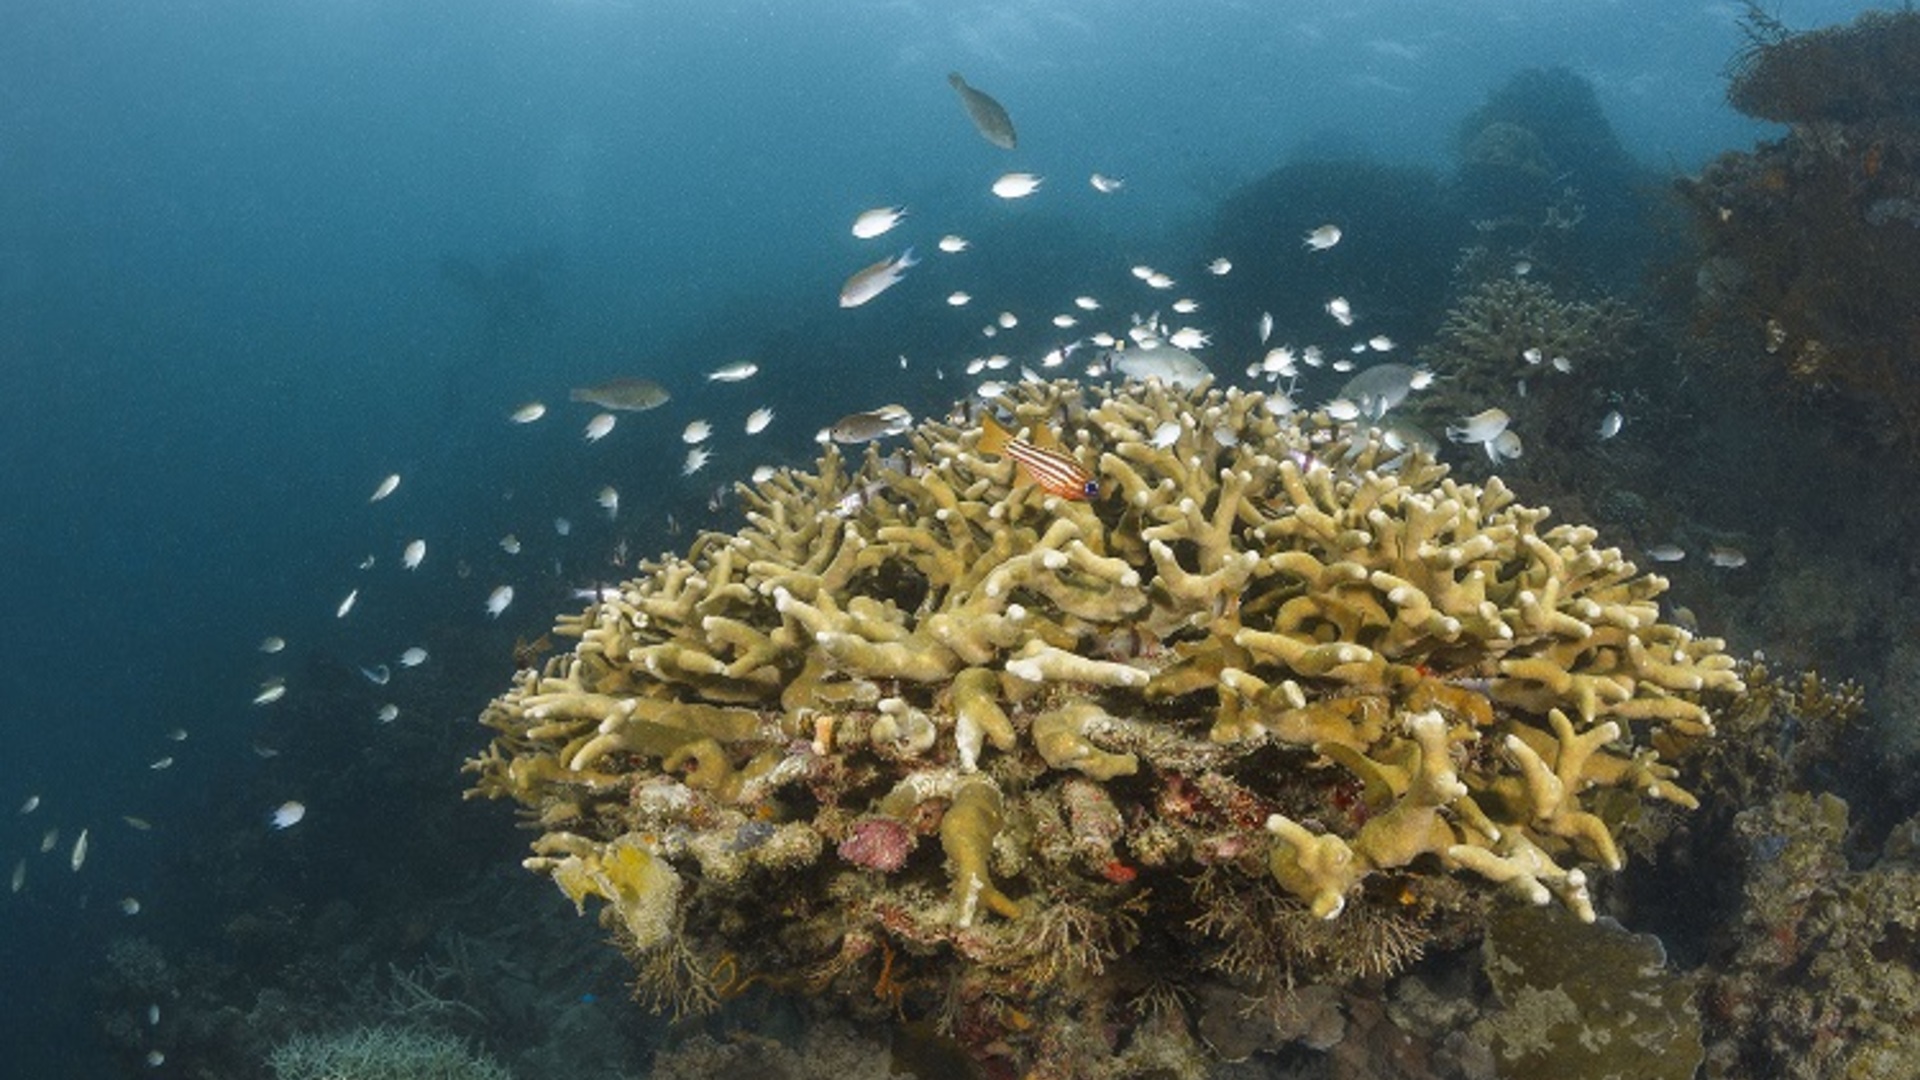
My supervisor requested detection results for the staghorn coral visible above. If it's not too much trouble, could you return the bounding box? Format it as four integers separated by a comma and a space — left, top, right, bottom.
266, 1025, 511, 1080
466, 378, 1739, 1076
1423, 278, 1639, 403
1413, 277, 1642, 483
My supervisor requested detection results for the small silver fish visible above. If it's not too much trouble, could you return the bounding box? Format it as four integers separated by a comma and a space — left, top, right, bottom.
830, 405, 914, 444
1447, 408, 1510, 444
839, 248, 918, 308
851, 205, 907, 239
486, 585, 515, 618
706, 361, 759, 382
990, 172, 1042, 199
1598, 410, 1624, 440
369, 473, 401, 502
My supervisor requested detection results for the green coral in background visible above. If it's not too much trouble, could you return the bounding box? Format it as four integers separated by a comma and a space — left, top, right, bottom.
267, 1026, 511, 1080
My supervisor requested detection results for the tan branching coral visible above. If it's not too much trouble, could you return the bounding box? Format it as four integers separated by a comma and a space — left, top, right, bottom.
466, 378, 1738, 1076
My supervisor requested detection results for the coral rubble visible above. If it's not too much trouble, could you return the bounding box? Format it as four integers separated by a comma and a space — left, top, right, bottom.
466, 378, 1740, 1074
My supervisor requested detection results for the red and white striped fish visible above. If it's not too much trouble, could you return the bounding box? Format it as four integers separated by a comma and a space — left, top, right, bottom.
978, 414, 1100, 500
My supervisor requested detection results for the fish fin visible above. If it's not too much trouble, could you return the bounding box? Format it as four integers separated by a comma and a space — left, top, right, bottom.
978, 413, 1011, 457
897, 246, 918, 270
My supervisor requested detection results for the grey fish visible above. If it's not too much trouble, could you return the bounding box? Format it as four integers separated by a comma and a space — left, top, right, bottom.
830, 404, 913, 444
1336, 363, 1433, 420
1377, 416, 1440, 458
569, 376, 669, 412
948, 72, 1017, 150
839, 248, 919, 308
1112, 346, 1211, 390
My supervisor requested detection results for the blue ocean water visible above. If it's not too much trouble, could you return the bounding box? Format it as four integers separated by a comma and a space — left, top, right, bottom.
0, 1, 1900, 1076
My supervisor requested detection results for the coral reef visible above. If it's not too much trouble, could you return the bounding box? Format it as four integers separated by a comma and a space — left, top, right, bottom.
267, 1025, 512, 1080
466, 378, 1741, 1075
645, 1018, 898, 1080
1453, 68, 1656, 291
1682, 8, 1920, 461
1727, 6, 1920, 125
1697, 792, 1920, 1080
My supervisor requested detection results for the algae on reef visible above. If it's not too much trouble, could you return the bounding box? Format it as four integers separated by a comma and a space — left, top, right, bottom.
1473, 905, 1701, 1080
1684, 7, 1920, 462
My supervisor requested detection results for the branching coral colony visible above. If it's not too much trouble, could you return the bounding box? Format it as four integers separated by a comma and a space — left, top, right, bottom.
465, 378, 1740, 1069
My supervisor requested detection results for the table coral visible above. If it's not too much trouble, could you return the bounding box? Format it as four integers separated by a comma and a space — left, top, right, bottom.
466, 378, 1739, 1075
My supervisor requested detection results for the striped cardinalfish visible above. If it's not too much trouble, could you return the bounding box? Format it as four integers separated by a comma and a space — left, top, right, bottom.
978, 414, 1099, 501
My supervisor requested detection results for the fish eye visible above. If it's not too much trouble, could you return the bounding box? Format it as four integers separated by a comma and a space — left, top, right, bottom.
1083, 479, 1100, 499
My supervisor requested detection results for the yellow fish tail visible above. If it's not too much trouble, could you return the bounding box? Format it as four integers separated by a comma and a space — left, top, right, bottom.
978, 413, 1012, 457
